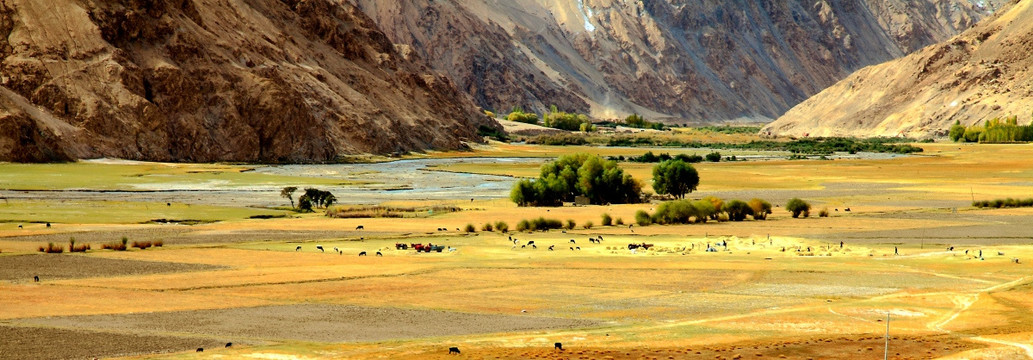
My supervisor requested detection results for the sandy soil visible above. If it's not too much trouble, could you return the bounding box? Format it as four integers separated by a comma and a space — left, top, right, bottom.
0, 325, 221, 360
19, 304, 596, 343
0, 254, 221, 281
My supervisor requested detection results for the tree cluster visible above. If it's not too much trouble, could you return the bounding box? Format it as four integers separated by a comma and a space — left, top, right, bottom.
282, 187, 337, 212
506, 106, 539, 124
543, 105, 593, 131
623, 114, 664, 130
511, 153, 641, 206
644, 197, 772, 225
949, 115, 1033, 143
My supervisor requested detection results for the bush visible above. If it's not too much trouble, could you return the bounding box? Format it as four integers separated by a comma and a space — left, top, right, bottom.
543, 108, 591, 131
68, 237, 90, 253
38, 242, 63, 253
949, 121, 966, 142
495, 221, 509, 233
583, 221, 593, 229
530, 217, 563, 231
565, 219, 576, 230
635, 210, 652, 226
102, 237, 129, 251
132, 241, 153, 249
507, 107, 539, 124
973, 197, 1033, 208
465, 224, 476, 233
153, 240, 163, 247
601, 213, 612, 226
819, 208, 830, 217
786, 198, 811, 218
481, 223, 493, 232
724, 200, 753, 221
516, 219, 530, 232
748, 198, 772, 220
705, 151, 722, 162
615, 217, 624, 225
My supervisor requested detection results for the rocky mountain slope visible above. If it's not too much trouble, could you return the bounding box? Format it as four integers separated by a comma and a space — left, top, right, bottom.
763, 0, 1032, 139
0, 0, 490, 162
355, 0, 1000, 123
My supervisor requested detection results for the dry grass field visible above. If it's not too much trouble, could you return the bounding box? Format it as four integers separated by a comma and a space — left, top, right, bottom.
2, 143, 1033, 359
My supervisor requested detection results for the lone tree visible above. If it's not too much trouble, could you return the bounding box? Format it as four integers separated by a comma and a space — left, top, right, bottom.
786, 198, 811, 218
652, 159, 699, 199
281, 186, 298, 208
748, 198, 772, 220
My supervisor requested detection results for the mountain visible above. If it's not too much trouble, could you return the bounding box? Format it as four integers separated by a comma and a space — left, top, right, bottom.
0, 0, 491, 162
354, 0, 999, 123
763, 0, 1032, 139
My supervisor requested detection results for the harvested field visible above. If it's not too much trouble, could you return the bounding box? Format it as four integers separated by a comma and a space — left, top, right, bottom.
0, 228, 365, 245
0, 325, 220, 360
20, 304, 596, 343
0, 254, 221, 281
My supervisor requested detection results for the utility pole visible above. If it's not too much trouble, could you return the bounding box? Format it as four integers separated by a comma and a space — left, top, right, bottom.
884, 313, 890, 360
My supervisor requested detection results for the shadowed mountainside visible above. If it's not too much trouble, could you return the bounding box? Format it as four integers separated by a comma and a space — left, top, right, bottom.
0, 0, 493, 162
764, 0, 1032, 139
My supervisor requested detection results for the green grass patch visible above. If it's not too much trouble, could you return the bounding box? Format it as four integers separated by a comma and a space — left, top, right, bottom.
0, 200, 286, 224
0, 162, 344, 191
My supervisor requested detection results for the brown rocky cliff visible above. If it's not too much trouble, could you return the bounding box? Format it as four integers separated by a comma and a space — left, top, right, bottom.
356, 0, 999, 122
763, 0, 1033, 138
0, 0, 491, 162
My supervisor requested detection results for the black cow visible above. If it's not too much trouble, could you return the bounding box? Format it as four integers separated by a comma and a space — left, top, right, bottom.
555, 342, 563, 350
376, 251, 383, 256
569, 239, 576, 244
225, 342, 233, 348
316, 245, 324, 252
527, 241, 535, 246
358, 251, 367, 256
196, 348, 204, 352
448, 346, 461, 354
548, 245, 554, 251
356, 225, 365, 230
295, 246, 301, 252
46, 222, 51, 228
33, 275, 39, 282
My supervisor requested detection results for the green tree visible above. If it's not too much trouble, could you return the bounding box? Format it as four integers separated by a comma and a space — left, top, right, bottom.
652, 160, 699, 199
747, 198, 772, 220
635, 210, 652, 226
512, 153, 640, 206
724, 200, 753, 221
298, 195, 314, 212
948, 121, 965, 142
786, 198, 811, 218
705, 151, 722, 162
601, 213, 612, 226
323, 193, 337, 208
280, 186, 298, 208
506, 106, 539, 124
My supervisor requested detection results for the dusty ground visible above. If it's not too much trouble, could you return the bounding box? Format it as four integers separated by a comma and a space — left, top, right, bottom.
0, 254, 221, 281
0, 325, 221, 360
16, 304, 595, 344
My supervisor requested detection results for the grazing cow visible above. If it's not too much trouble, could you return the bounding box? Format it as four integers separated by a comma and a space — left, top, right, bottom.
166, 203, 171, 206
575, 247, 580, 250
295, 246, 301, 252
555, 342, 563, 350
17, 224, 22, 229
358, 251, 367, 256
395, 243, 408, 250
531, 244, 537, 249
598, 236, 603, 241
521, 245, 526, 248
844, 208, 851, 212
548, 245, 554, 251
569, 239, 576, 244
316, 245, 324, 252
570, 247, 574, 251
225, 342, 232, 348
356, 225, 365, 230
46, 222, 51, 228
376, 251, 383, 256
508, 236, 512, 241
33, 275, 39, 282
196, 348, 204, 352
527, 241, 535, 246
449, 346, 461, 354
334, 247, 340, 253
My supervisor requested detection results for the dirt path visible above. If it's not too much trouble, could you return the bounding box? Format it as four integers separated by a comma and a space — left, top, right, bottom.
928, 275, 1033, 358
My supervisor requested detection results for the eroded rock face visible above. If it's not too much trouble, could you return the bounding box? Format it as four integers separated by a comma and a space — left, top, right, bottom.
763, 0, 1033, 139
355, 0, 999, 122
0, 0, 491, 162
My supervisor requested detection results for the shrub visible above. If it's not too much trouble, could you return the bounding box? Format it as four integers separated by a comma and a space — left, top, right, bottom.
495, 221, 509, 233
38, 242, 63, 253
973, 197, 1033, 209
102, 237, 129, 251
153, 240, 163, 247
507, 107, 539, 124
705, 151, 722, 162
465, 224, 476, 233
131, 241, 153, 249
601, 213, 612, 226
724, 200, 753, 221
635, 210, 652, 226
748, 198, 772, 220
615, 217, 624, 225
819, 208, 830, 217
516, 219, 530, 232
527, 217, 563, 231
786, 198, 811, 218
703, 196, 724, 220
583, 221, 593, 229
480, 223, 493, 232
68, 237, 90, 253
565, 219, 576, 230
